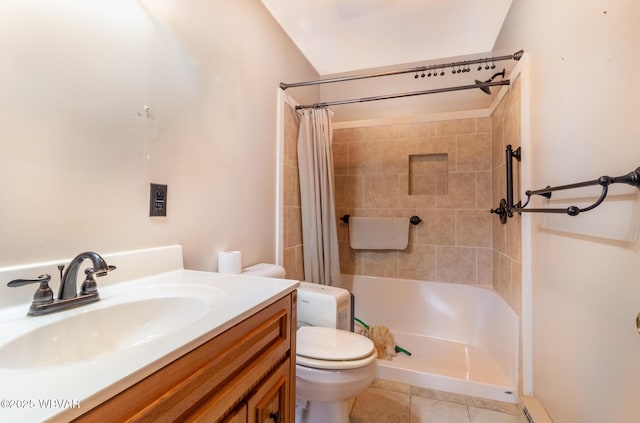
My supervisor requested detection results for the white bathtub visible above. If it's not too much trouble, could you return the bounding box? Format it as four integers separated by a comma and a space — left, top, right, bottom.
340, 274, 519, 403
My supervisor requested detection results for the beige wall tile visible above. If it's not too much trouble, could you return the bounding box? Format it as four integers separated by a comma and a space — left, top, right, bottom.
338, 240, 358, 274
282, 107, 303, 282
284, 105, 299, 166
283, 244, 304, 281
364, 174, 399, 208
283, 163, 300, 207
283, 247, 296, 280
436, 118, 476, 136
416, 209, 455, 245
331, 117, 495, 288
436, 246, 476, 284
491, 165, 505, 206
335, 208, 350, 241
365, 122, 435, 139
398, 244, 436, 281
417, 136, 457, 170
334, 175, 365, 208
477, 248, 493, 285
492, 121, 505, 169
381, 137, 417, 175
409, 153, 448, 196
332, 142, 349, 175
363, 250, 398, 277
456, 210, 492, 247
333, 127, 364, 142
498, 253, 513, 301
457, 133, 492, 172
399, 175, 436, 208
349, 140, 383, 174
476, 117, 491, 133
477, 171, 492, 208
492, 250, 501, 290
436, 172, 477, 209
506, 212, 521, 261
283, 206, 302, 248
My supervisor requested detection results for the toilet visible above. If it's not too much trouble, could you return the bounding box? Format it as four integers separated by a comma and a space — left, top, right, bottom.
242, 264, 377, 423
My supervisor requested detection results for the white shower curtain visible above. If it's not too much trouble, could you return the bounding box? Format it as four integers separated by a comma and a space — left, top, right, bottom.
297, 108, 340, 286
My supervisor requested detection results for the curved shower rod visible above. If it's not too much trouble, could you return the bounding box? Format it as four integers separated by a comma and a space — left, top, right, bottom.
280, 50, 523, 90
295, 79, 510, 110
490, 145, 640, 224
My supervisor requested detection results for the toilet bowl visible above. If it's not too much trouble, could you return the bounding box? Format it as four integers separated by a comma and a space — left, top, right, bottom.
241, 264, 377, 423
295, 326, 376, 423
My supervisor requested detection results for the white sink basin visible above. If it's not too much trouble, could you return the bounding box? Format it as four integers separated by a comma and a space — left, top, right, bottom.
0, 283, 225, 370
0, 263, 298, 423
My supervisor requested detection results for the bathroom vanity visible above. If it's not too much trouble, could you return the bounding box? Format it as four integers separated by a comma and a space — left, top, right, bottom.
0, 246, 298, 423
74, 291, 297, 422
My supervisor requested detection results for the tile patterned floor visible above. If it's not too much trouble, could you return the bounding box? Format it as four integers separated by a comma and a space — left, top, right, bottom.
349, 380, 529, 423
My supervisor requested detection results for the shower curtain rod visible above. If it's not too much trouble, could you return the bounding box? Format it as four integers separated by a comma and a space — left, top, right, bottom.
294, 80, 510, 110
281, 50, 523, 90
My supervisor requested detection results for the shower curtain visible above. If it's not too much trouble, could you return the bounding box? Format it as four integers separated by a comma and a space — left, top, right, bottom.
297, 107, 340, 286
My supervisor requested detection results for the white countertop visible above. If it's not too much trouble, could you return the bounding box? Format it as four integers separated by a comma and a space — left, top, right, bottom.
0, 269, 298, 422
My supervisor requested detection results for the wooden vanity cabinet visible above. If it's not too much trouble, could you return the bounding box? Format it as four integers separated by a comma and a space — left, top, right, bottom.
73, 292, 297, 423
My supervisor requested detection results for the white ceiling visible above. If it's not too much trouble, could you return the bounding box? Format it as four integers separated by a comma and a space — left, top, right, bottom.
260, 0, 514, 75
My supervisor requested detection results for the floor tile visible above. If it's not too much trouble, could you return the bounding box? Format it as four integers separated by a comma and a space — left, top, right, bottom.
468, 406, 528, 423
350, 387, 411, 423
350, 384, 527, 423
466, 397, 521, 415
410, 397, 470, 423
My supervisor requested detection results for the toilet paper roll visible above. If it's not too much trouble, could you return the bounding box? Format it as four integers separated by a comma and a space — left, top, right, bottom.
217, 251, 242, 274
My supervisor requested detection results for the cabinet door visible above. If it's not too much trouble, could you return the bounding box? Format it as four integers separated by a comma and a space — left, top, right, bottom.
221, 403, 248, 423
247, 358, 290, 423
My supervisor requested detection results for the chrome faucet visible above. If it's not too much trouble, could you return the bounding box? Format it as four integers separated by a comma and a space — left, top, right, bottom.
7, 251, 116, 316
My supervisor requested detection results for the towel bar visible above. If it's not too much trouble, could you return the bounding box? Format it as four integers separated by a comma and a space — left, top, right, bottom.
340, 214, 422, 225
490, 144, 640, 224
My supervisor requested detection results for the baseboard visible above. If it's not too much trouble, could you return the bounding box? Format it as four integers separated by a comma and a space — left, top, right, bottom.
521, 396, 554, 423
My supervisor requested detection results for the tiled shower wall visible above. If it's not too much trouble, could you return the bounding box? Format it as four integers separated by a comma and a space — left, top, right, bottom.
283, 90, 522, 300
491, 77, 523, 315
491, 77, 523, 394
332, 118, 493, 286
282, 104, 305, 281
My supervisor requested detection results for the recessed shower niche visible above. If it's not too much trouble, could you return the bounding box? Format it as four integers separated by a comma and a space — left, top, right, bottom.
408, 153, 448, 195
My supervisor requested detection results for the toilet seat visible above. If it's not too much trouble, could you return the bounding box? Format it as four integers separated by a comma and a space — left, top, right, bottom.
296, 326, 377, 370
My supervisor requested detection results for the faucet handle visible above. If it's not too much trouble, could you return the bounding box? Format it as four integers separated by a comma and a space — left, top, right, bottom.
80, 268, 98, 295
7, 274, 51, 287
7, 274, 54, 305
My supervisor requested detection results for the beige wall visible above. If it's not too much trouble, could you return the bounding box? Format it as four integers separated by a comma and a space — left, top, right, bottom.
495, 1, 640, 422
0, 0, 319, 270
332, 119, 493, 285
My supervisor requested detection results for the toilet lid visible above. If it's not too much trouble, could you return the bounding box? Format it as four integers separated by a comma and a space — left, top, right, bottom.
297, 326, 375, 361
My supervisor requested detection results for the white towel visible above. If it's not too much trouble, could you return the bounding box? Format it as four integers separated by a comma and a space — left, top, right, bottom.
349, 217, 410, 250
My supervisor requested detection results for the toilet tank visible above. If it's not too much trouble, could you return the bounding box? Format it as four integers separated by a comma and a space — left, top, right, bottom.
241, 263, 286, 278
241, 264, 352, 331
297, 282, 351, 331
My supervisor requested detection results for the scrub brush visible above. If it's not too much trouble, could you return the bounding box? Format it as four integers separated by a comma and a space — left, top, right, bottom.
354, 317, 412, 358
